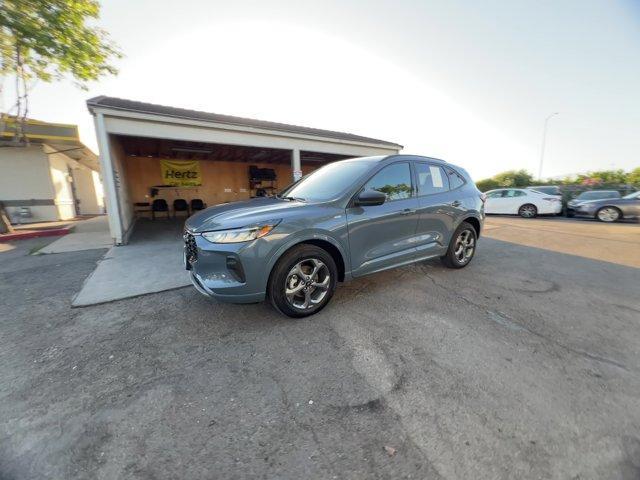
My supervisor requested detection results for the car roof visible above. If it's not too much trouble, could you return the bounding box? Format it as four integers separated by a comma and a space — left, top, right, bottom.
382, 154, 447, 164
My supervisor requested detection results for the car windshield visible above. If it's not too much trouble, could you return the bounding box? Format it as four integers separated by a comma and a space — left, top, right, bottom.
576, 191, 618, 200
623, 191, 640, 199
279, 159, 377, 201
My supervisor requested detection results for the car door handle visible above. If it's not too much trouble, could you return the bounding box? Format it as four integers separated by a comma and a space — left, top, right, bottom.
399, 208, 416, 215
449, 201, 462, 207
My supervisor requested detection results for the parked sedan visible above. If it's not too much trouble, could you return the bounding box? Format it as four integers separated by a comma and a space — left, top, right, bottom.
484, 188, 562, 218
571, 191, 640, 222
566, 190, 621, 217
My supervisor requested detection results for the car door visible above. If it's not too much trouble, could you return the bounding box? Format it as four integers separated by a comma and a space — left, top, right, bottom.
413, 162, 454, 256
484, 190, 507, 213
619, 193, 640, 217
505, 189, 530, 214
346, 162, 420, 277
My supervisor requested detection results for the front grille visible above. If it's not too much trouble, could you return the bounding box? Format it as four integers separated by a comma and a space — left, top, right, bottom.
184, 232, 198, 266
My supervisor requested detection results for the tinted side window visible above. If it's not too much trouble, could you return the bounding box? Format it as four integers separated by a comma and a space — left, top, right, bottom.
505, 190, 526, 197
364, 163, 412, 201
416, 163, 449, 196
486, 190, 504, 198
446, 168, 466, 190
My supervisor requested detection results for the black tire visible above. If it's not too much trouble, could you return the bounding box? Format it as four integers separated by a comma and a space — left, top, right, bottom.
596, 206, 621, 223
267, 244, 338, 318
440, 222, 478, 269
518, 204, 538, 218
566, 211, 574, 218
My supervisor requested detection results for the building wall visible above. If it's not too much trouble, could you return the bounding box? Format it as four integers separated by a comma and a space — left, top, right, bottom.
123, 156, 319, 210
47, 149, 77, 220
0, 145, 60, 222
71, 165, 104, 215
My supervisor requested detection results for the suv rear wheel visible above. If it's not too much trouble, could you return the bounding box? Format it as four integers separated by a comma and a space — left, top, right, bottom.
268, 244, 338, 318
441, 222, 477, 269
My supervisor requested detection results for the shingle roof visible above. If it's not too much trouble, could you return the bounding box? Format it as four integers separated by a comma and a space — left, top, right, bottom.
87, 96, 402, 149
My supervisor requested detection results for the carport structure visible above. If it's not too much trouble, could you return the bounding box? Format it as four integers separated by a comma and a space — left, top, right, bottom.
88, 97, 402, 244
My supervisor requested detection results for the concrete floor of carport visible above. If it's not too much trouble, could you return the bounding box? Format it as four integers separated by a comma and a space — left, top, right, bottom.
72, 218, 189, 307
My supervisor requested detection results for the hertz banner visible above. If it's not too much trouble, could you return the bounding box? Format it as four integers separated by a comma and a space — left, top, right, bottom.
160, 160, 202, 186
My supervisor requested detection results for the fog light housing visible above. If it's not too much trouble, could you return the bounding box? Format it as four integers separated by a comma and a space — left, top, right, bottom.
226, 256, 246, 283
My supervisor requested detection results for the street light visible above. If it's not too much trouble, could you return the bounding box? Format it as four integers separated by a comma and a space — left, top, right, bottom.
538, 112, 559, 180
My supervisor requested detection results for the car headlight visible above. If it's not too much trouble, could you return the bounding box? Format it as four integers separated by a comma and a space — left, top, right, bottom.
201, 222, 279, 244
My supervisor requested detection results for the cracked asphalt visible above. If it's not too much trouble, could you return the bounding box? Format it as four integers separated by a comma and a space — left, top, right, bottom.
1, 223, 640, 479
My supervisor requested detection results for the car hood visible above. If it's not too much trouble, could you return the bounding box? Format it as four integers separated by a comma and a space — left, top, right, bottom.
570, 198, 610, 207
184, 197, 306, 233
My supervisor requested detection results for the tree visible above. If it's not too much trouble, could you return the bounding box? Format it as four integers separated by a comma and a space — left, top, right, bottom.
474, 170, 534, 192
0, 0, 121, 143
576, 169, 628, 185
475, 178, 500, 192
627, 167, 640, 186
492, 169, 534, 188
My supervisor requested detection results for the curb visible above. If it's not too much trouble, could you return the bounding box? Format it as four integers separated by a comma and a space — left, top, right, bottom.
0, 227, 71, 242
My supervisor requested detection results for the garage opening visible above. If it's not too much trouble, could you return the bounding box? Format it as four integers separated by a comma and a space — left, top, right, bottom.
107, 134, 355, 241
88, 96, 402, 245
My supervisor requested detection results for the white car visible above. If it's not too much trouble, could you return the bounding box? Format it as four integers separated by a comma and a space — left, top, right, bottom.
484, 188, 563, 218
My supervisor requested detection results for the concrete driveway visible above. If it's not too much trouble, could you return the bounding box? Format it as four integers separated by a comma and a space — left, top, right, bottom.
0, 220, 639, 479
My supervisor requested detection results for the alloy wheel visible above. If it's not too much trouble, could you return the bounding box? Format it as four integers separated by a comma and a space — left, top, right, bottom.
520, 205, 537, 218
597, 207, 619, 222
454, 229, 475, 265
285, 258, 331, 310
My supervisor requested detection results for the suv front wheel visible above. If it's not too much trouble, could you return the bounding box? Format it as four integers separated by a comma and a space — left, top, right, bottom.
268, 244, 338, 318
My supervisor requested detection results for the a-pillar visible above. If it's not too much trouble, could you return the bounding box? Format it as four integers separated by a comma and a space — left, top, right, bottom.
291, 148, 302, 182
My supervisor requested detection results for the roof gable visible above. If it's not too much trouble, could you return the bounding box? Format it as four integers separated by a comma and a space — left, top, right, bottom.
87, 96, 402, 149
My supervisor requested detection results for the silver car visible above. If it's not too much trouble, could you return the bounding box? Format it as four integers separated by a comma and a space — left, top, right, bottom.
571, 191, 640, 222
184, 155, 484, 317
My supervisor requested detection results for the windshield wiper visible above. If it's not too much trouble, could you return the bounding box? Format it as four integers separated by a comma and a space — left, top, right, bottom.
277, 195, 306, 202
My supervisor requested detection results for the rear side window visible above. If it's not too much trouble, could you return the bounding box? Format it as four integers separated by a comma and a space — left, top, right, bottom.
363, 163, 413, 201
446, 168, 466, 190
505, 190, 526, 197
486, 190, 504, 198
415, 163, 449, 195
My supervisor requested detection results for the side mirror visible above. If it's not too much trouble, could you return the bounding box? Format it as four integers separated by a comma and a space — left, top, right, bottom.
355, 189, 386, 207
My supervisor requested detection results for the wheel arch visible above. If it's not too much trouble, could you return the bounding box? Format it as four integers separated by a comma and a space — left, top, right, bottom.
265, 233, 349, 286
461, 215, 482, 238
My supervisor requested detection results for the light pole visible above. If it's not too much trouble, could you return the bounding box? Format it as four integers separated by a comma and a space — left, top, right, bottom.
538, 112, 559, 181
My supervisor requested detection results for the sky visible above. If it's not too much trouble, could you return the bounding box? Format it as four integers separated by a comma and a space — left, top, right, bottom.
6, 0, 640, 180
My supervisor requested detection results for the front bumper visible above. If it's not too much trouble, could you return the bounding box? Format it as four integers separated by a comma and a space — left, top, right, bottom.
568, 204, 597, 217
189, 270, 265, 303
184, 232, 268, 304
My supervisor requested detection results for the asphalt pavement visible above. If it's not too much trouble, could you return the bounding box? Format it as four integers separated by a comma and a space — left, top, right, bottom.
0, 221, 639, 479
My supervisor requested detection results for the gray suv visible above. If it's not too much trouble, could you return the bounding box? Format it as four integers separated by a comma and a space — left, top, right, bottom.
184, 155, 484, 317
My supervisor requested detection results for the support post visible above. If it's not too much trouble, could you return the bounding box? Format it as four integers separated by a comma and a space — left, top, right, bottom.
94, 112, 123, 244
291, 148, 302, 182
